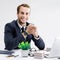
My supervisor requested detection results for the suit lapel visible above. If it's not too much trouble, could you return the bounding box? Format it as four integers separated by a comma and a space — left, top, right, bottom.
15, 20, 25, 41
15, 20, 30, 42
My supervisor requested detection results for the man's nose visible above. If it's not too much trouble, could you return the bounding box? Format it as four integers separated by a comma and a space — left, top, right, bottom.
23, 14, 26, 18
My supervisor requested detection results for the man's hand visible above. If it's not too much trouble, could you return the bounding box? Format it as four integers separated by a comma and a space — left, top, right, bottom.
26, 24, 39, 37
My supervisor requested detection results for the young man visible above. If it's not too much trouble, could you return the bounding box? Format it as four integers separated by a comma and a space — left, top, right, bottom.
4, 4, 45, 50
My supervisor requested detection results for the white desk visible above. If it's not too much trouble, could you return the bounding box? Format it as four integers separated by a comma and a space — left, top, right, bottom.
0, 55, 59, 60
0, 49, 59, 60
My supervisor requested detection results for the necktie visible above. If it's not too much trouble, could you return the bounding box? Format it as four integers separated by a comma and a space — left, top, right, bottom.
21, 27, 27, 39
21, 27, 25, 33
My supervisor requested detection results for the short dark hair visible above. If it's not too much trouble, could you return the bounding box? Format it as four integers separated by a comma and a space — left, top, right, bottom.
17, 4, 30, 14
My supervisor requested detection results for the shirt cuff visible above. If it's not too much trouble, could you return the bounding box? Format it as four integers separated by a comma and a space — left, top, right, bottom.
34, 35, 40, 40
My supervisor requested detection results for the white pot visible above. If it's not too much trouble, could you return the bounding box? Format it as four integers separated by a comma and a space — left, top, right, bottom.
21, 50, 29, 57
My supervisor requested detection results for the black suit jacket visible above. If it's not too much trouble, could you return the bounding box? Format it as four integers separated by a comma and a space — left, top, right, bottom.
4, 20, 45, 50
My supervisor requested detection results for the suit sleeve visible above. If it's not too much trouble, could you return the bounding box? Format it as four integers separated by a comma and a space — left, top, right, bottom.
4, 24, 22, 50
32, 35, 45, 50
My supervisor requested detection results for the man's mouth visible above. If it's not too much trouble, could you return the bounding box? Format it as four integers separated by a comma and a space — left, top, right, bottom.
21, 18, 26, 21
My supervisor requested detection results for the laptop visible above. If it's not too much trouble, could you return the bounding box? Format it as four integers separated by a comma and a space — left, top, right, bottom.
45, 37, 60, 58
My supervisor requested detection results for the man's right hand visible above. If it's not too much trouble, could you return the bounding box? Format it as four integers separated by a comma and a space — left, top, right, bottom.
26, 24, 37, 35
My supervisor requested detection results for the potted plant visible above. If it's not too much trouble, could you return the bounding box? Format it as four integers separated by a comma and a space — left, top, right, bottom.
18, 41, 30, 57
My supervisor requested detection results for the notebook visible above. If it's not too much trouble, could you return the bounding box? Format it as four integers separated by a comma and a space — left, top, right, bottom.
0, 50, 14, 55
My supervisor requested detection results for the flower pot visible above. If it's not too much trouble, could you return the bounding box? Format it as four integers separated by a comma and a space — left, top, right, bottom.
21, 49, 29, 57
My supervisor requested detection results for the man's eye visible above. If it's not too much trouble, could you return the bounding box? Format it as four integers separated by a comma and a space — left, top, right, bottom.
21, 12, 24, 14
26, 13, 28, 15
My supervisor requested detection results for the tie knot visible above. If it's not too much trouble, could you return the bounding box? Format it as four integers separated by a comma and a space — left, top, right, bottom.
21, 27, 25, 33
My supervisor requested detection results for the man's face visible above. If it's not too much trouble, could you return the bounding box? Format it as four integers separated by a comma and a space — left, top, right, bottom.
17, 6, 30, 24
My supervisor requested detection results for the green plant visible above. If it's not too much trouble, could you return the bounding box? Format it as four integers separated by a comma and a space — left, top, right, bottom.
18, 41, 30, 50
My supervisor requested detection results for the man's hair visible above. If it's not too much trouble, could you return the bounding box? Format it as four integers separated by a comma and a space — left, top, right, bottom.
17, 4, 30, 14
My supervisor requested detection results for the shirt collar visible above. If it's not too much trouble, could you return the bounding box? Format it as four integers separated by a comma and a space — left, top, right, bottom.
17, 20, 26, 29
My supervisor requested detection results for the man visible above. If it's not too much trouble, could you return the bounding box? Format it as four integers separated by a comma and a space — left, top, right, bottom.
4, 4, 45, 50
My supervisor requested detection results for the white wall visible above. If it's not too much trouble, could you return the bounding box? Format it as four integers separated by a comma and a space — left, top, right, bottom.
0, 0, 60, 49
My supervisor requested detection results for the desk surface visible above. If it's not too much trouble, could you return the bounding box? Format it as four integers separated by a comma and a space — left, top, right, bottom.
0, 49, 59, 60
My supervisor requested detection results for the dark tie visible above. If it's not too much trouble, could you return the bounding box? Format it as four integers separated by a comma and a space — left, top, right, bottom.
21, 27, 25, 33
21, 27, 27, 38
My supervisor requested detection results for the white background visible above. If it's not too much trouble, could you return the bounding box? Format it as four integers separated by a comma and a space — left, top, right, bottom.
0, 0, 60, 49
